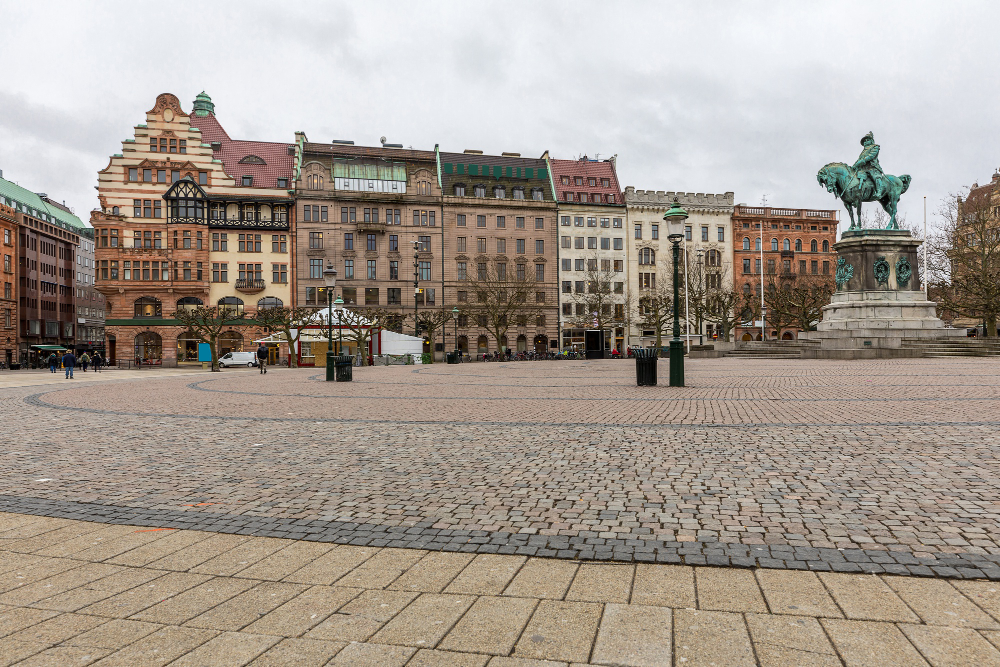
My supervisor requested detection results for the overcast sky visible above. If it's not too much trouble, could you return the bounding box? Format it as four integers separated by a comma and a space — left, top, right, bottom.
1, 1, 997, 233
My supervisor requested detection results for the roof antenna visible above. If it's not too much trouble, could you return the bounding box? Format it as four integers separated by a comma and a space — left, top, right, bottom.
594, 153, 600, 161
760, 194, 768, 207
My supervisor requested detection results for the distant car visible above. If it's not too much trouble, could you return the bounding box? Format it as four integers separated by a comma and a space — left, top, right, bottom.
218, 351, 258, 368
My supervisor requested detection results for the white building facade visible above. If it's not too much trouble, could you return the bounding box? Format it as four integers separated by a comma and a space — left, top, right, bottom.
624, 188, 735, 347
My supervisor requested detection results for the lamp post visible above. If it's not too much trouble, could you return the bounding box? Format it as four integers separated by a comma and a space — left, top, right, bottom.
452, 306, 459, 360
696, 247, 704, 341
322, 264, 337, 381
663, 199, 688, 387
333, 296, 344, 356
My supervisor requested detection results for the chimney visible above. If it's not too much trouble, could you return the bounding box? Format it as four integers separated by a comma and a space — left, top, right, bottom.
463, 149, 483, 155
501, 152, 520, 157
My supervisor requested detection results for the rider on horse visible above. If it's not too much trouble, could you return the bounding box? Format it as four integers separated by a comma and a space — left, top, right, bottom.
853, 131, 885, 200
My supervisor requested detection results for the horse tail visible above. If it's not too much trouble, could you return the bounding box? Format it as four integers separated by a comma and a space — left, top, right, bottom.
899, 174, 911, 195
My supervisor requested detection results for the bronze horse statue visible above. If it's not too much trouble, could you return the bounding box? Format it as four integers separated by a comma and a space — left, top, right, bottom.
817, 162, 911, 231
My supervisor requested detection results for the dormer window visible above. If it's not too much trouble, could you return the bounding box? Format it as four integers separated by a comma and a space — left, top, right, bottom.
531, 188, 544, 201
453, 183, 466, 196
211, 141, 222, 151
474, 184, 487, 197
565, 192, 573, 202
493, 185, 505, 199
560, 176, 570, 185
588, 177, 597, 186
277, 178, 288, 188
241, 175, 253, 186
601, 178, 610, 187
239, 155, 266, 165
574, 176, 583, 186
512, 187, 525, 200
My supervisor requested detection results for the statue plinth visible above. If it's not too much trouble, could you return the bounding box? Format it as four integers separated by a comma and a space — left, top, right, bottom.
799, 230, 963, 358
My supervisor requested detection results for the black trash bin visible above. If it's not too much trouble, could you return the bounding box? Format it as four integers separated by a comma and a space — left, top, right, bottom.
446, 352, 457, 364
334, 354, 353, 382
634, 348, 657, 386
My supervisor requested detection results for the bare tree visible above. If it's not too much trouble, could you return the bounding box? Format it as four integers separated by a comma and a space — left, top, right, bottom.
567, 254, 626, 334
335, 307, 400, 364
252, 306, 320, 368
411, 308, 453, 362
702, 262, 739, 341
172, 305, 247, 371
636, 257, 678, 350
929, 186, 1000, 335
764, 270, 834, 333
461, 259, 544, 353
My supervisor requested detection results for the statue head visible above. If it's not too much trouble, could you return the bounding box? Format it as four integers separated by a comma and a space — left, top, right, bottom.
860, 131, 874, 146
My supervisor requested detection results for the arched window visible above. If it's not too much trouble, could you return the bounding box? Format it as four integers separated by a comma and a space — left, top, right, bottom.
477, 335, 489, 354
771, 238, 778, 251
457, 335, 468, 353
176, 297, 203, 312
111, 206, 119, 215
493, 185, 505, 199
134, 296, 161, 318
783, 239, 790, 251
239, 155, 266, 165
755, 237, 761, 251
133, 332, 162, 364
516, 334, 527, 352
531, 187, 544, 201
742, 237, 750, 250
639, 248, 655, 265
512, 187, 525, 200
743, 283, 752, 294
305, 173, 323, 190
810, 239, 818, 252
822, 240, 829, 252
218, 296, 244, 315
257, 297, 283, 309
795, 239, 802, 252
474, 184, 487, 197
219, 331, 243, 355
453, 183, 466, 196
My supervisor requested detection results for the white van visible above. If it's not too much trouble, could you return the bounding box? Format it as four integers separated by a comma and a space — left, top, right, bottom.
218, 351, 258, 368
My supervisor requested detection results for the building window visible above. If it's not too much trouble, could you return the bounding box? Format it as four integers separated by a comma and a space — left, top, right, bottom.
344, 259, 354, 279
238, 234, 262, 252
535, 240, 544, 254
702, 226, 709, 241
535, 263, 544, 281
560, 216, 570, 227
477, 215, 486, 228
272, 234, 287, 252
457, 262, 467, 280
367, 233, 377, 251
516, 239, 526, 254
212, 232, 228, 251
477, 237, 487, 253
639, 248, 655, 265
474, 184, 487, 197
454, 184, 466, 196
823, 240, 830, 252
634, 224, 642, 239
795, 239, 802, 251
535, 218, 544, 230
478, 262, 487, 280
212, 262, 228, 282
344, 233, 353, 250
418, 235, 431, 252
811, 260, 818, 274
783, 238, 791, 251
587, 237, 597, 250
418, 261, 431, 281
823, 260, 830, 274
562, 258, 572, 271
685, 226, 692, 241
242, 176, 253, 186
531, 188, 543, 201
574, 258, 585, 271
367, 260, 377, 280
457, 236, 467, 252
388, 288, 401, 304
309, 258, 322, 279
561, 236, 571, 249
496, 238, 506, 254
457, 214, 466, 227
390, 260, 398, 280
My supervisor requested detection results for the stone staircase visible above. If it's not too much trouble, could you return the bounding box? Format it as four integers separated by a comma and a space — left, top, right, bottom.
723, 340, 821, 360
900, 337, 1000, 357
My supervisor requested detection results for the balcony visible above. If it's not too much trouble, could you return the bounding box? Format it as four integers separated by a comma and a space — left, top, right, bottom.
235, 278, 266, 294
356, 219, 387, 233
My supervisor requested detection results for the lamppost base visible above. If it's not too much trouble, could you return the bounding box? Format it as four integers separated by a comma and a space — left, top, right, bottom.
669, 339, 685, 387
325, 351, 336, 381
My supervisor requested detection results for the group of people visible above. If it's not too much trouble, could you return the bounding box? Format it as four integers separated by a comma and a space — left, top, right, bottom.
48, 351, 103, 378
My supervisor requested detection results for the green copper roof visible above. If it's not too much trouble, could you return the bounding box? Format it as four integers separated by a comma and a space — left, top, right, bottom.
192, 91, 214, 117
0, 176, 86, 231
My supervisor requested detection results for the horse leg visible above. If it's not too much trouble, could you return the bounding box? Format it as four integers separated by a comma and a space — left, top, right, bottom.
881, 195, 897, 230
845, 203, 856, 230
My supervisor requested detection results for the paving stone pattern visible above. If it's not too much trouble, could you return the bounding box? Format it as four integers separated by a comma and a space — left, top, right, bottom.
4, 511, 1000, 666
3, 359, 1000, 577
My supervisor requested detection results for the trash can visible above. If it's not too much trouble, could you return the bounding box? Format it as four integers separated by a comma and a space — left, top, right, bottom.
635, 348, 657, 386
447, 351, 461, 364
335, 354, 353, 382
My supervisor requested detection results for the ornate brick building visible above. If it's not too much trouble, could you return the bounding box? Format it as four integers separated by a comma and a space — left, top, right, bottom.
92, 92, 294, 366
438, 149, 559, 355
0, 200, 17, 366
550, 157, 627, 353
731, 205, 838, 340
292, 137, 442, 360
0, 174, 85, 366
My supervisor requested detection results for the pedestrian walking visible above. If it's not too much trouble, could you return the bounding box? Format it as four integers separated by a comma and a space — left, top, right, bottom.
80, 352, 90, 372
62, 350, 76, 379
256, 343, 268, 374
92, 352, 102, 372
48, 352, 57, 373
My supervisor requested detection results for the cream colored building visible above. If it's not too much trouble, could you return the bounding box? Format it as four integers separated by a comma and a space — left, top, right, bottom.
623, 188, 735, 347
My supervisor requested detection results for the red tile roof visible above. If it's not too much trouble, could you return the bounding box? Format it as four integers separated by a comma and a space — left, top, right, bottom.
549, 157, 623, 206
189, 113, 294, 190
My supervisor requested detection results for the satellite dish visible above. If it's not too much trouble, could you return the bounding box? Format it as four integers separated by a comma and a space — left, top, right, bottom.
380, 136, 387, 145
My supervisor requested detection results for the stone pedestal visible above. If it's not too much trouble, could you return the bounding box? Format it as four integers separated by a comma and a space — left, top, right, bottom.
799, 230, 963, 358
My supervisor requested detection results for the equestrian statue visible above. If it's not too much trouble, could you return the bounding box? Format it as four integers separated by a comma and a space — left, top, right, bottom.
816, 132, 911, 230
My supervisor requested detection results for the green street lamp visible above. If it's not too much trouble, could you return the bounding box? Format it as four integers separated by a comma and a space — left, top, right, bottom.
451, 306, 460, 361
323, 264, 337, 381
663, 198, 688, 387
333, 296, 344, 356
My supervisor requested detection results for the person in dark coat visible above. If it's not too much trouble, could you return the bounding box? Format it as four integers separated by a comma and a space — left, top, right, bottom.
256, 343, 268, 374
48, 352, 58, 373
62, 351, 76, 379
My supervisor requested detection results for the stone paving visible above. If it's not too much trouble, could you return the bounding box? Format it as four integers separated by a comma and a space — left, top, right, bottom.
3, 359, 1000, 577
4, 510, 1000, 666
